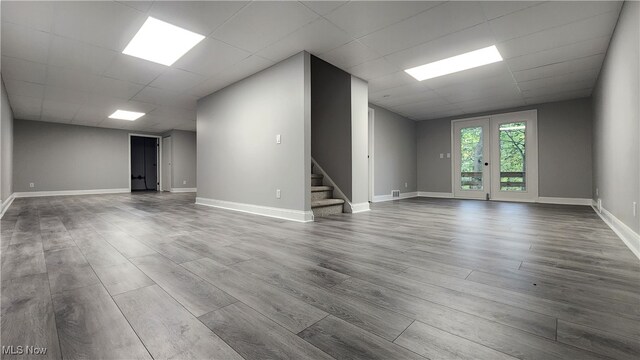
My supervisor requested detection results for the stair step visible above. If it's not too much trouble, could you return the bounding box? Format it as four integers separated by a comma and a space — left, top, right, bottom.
311, 186, 333, 192
311, 174, 323, 179
311, 198, 345, 208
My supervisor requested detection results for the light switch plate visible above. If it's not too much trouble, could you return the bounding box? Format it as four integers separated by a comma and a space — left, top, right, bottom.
439, 153, 444, 158
276, 134, 281, 144
447, 153, 451, 158
29, 182, 35, 188
276, 189, 281, 199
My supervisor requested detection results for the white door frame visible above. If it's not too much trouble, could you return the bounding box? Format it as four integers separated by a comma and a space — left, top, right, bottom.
451, 110, 539, 202
128, 133, 162, 192
368, 107, 375, 202
162, 136, 172, 191
452, 117, 491, 200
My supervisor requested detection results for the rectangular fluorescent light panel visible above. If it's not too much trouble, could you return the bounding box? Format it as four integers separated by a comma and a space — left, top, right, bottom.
109, 110, 145, 121
405, 45, 503, 81
123, 17, 205, 66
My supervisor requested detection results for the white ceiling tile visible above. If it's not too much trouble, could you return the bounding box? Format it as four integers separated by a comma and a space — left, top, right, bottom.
42, 99, 80, 122
480, 1, 543, 20
369, 82, 429, 102
173, 37, 251, 77
148, 1, 248, 36
1, 22, 51, 64
116, 1, 154, 13
72, 104, 109, 125
43, 86, 89, 105
489, 1, 622, 42
89, 76, 145, 100
212, 55, 276, 86
186, 76, 232, 98
521, 80, 594, 98
149, 68, 204, 93
384, 23, 496, 70
373, 88, 442, 108
517, 69, 600, 92
102, 54, 167, 85
132, 86, 198, 110
367, 71, 416, 93
1, 56, 47, 84
256, 18, 352, 62
524, 88, 592, 105
387, 97, 452, 113
512, 54, 605, 82
498, 11, 620, 59
7, 94, 42, 119
301, 1, 348, 16
1, 1, 54, 32
506, 36, 610, 71
346, 57, 399, 80
211, 1, 318, 52
3, 79, 45, 99
318, 40, 379, 69
419, 62, 510, 90
48, 35, 119, 75
359, 1, 485, 56
52, 1, 146, 51
415, 108, 466, 121
45, 66, 93, 93
324, 1, 442, 38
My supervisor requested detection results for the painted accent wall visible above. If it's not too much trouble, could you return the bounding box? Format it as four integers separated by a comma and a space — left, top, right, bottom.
592, 0, 640, 235
197, 52, 311, 212
369, 103, 417, 197
1, 76, 14, 203
416, 97, 593, 199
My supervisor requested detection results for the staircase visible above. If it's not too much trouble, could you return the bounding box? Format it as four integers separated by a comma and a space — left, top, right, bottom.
311, 169, 345, 218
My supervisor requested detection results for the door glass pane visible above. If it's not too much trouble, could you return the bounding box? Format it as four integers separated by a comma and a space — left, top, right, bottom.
499, 122, 526, 191
460, 126, 483, 190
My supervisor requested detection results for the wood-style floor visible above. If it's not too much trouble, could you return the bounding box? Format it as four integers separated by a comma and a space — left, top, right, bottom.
1, 193, 638, 360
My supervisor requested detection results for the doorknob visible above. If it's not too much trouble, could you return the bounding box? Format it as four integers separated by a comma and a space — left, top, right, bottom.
484, 162, 489, 166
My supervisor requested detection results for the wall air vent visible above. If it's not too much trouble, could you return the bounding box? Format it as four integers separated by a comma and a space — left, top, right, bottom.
392, 190, 400, 198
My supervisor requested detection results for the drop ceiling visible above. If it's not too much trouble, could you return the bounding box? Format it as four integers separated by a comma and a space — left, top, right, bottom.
0, 1, 622, 131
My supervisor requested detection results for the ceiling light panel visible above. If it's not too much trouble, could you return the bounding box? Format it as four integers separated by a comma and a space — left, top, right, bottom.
405, 45, 503, 81
123, 17, 205, 66
109, 110, 145, 121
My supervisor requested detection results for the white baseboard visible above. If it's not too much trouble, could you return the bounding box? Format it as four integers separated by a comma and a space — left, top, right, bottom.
417, 191, 454, 198
14, 188, 130, 198
170, 188, 197, 193
350, 202, 371, 213
538, 197, 592, 206
0, 193, 16, 219
373, 191, 418, 203
591, 201, 640, 260
196, 197, 314, 222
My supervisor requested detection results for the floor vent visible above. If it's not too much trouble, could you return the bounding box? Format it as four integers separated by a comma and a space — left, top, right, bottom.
392, 190, 400, 197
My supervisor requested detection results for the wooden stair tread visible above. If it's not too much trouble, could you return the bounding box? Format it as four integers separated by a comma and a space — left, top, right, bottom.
311, 174, 323, 179
311, 199, 345, 208
311, 186, 333, 192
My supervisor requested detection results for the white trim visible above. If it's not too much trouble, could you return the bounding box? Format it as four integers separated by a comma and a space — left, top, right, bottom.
350, 202, 371, 213
128, 133, 162, 192
537, 197, 592, 206
195, 197, 314, 223
417, 191, 454, 198
592, 200, 640, 260
373, 191, 418, 202
170, 188, 197, 193
0, 193, 16, 219
14, 188, 130, 198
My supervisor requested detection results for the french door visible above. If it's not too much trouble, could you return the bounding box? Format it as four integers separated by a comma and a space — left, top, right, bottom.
452, 110, 538, 202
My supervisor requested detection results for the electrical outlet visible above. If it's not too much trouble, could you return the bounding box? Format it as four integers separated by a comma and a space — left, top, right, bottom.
447, 153, 451, 158
405, 182, 408, 188
183, 180, 187, 185
276, 134, 281, 144
276, 189, 281, 199
29, 182, 35, 188
596, 188, 599, 196
633, 202, 637, 217
439, 153, 444, 159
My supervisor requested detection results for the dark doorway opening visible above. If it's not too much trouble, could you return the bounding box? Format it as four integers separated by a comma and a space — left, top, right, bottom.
131, 136, 158, 191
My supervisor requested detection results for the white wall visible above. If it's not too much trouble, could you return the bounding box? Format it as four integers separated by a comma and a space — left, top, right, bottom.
351, 76, 369, 209
592, 1, 639, 244
1, 76, 14, 206
196, 52, 311, 221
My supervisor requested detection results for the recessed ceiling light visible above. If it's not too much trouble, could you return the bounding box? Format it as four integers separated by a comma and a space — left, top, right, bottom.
109, 110, 145, 121
405, 45, 503, 81
123, 17, 205, 66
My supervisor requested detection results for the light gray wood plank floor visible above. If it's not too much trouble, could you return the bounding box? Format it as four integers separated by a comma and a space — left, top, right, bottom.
1, 192, 638, 359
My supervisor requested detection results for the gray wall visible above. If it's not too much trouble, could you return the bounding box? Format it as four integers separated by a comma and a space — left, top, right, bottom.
163, 130, 197, 189
417, 98, 593, 199
592, 0, 639, 234
197, 52, 310, 211
13, 120, 133, 192
370, 103, 417, 196
311, 56, 352, 200
1, 76, 14, 202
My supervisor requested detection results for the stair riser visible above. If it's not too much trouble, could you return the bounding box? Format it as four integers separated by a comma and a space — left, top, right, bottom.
311, 178, 323, 186
312, 204, 344, 217
311, 190, 333, 201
